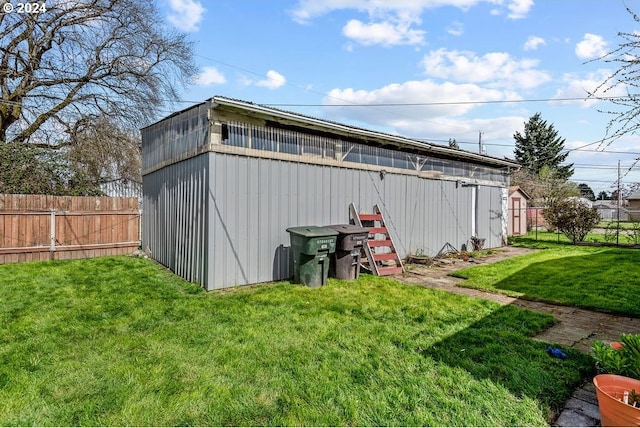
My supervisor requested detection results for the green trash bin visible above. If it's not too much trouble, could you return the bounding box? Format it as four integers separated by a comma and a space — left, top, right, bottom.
286, 226, 338, 287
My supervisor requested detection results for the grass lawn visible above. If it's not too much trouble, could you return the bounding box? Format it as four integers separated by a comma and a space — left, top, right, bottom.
0, 256, 593, 426
597, 220, 638, 229
525, 228, 640, 246
451, 233, 640, 317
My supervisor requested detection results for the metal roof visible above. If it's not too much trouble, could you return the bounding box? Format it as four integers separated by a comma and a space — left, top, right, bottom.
142, 95, 520, 169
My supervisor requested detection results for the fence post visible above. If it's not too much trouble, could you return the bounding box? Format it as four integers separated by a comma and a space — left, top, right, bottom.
50, 209, 56, 260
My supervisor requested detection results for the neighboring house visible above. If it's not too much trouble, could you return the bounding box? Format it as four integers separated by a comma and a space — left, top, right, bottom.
570, 196, 594, 208
594, 199, 630, 222
141, 96, 520, 290
508, 186, 530, 236
627, 193, 640, 221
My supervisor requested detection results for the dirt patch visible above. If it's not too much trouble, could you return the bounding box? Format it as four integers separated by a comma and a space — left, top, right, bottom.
399, 245, 535, 291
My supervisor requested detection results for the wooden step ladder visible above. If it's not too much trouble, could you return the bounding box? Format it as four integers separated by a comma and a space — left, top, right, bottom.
349, 203, 404, 276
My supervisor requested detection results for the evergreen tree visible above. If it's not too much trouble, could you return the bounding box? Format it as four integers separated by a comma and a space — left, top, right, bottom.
513, 113, 574, 180
578, 183, 596, 201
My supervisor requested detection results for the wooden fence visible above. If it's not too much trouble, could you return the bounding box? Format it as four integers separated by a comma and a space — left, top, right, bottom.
0, 194, 140, 264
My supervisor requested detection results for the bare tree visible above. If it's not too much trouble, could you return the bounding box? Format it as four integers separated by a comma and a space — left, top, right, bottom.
511, 166, 578, 207
0, 0, 195, 192
67, 114, 142, 190
589, 6, 640, 143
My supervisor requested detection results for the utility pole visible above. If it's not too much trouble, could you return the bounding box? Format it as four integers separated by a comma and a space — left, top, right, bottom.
617, 160, 621, 245
478, 131, 483, 154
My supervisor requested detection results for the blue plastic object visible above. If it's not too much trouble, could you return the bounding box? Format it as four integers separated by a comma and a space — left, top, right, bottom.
547, 346, 568, 360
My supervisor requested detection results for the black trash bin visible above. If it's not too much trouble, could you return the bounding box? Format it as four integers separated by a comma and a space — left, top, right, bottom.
326, 224, 370, 280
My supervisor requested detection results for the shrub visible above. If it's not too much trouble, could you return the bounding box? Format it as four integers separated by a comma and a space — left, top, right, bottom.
543, 199, 601, 244
604, 221, 619, 243
593, 333, 640, 380
624, 222, 640, 245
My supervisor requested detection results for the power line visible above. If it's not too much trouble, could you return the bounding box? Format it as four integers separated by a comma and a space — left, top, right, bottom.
59, 95, 636, 112
451, 139, 640, 155
572, 164, 638, 170
261, 96, 625, 107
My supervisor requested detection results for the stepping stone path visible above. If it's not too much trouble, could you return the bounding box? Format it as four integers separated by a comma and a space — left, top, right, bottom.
397, 246, 640, 427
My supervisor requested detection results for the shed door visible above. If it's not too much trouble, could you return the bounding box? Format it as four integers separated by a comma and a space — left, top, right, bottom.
512, 198, 521, 235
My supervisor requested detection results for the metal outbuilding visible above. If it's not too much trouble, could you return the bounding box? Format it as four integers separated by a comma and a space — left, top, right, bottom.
141, 96, 519, 290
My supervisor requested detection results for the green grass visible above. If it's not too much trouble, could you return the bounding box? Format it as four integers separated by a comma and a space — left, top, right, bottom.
518, 230, 612, 245
0, 256, 593, 426
514, 230, 589, 246
597, 220, 637, 229
521, 228, 640, 246
453, 235, 640, 317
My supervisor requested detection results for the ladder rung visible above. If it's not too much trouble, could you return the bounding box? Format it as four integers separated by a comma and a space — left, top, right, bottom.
369, 227, 387, 234
373, 253, 399, 261
377, 266, 403, 276
359, 214, 382, 221
369, 240, 392, 247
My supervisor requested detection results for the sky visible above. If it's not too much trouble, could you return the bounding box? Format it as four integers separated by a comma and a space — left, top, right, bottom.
156, 0, 640, 196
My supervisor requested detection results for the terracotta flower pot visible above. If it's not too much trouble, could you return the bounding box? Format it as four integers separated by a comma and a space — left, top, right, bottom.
594, 374, 640, 427
611, 341, 625, 351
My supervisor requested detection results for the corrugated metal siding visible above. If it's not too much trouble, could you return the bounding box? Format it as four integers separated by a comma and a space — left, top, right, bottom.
204, 152, 490, 290
143, 154, 208, 285
477, 186, 505, 249
141, 103, 510, 290
142, 103, 210, 173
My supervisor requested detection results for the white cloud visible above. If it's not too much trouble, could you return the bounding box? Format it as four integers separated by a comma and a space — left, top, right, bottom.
194, 66, 226, 86
575, 33, 608, 60
552, 69, 627, 107
447, 21, 464, 37
343, 18, 425, 46
166, 0, 206, 32
291, 0, 531, 48
404, 115, 524, 158
421, 48, 551, 89
291, 0, 533, 25
506, 0, 534, 19
256, 70, 287, 89
324, 82, 526, 150
325, 79, 519, 126
523, 36, 545, 51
